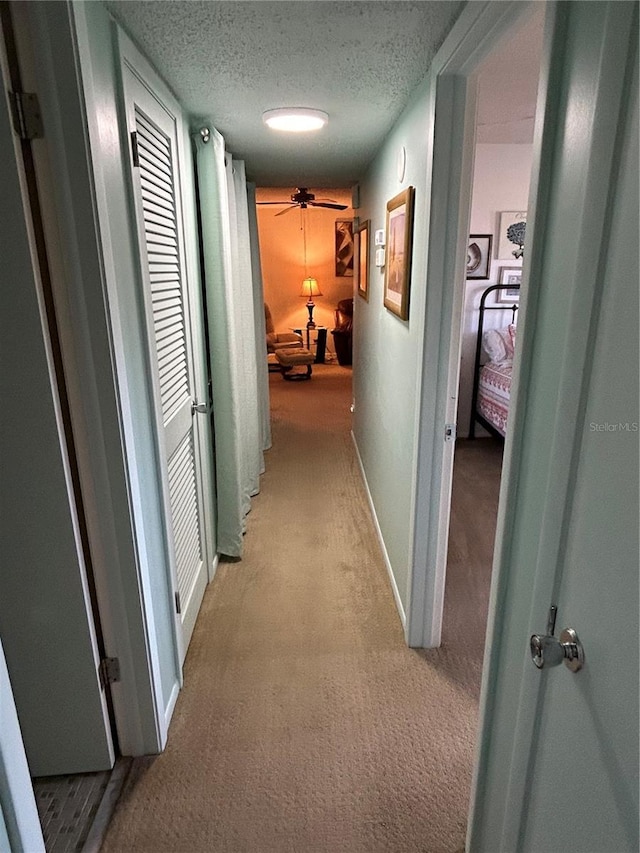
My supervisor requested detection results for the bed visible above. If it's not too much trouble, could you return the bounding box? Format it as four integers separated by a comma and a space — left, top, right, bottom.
469, 283, 520, 439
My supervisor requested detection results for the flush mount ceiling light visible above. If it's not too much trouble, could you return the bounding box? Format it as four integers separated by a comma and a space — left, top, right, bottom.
262, 108, 328, 133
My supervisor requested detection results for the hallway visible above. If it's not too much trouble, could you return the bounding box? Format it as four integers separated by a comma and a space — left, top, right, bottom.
100, 365, 482, 852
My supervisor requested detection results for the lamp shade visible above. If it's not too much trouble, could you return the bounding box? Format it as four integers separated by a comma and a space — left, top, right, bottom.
300, 277, 322, 298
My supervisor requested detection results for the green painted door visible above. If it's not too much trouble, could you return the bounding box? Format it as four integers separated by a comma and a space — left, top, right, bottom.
470, 4, 638, 851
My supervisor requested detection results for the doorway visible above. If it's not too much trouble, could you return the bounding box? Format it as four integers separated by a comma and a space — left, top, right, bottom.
255, 188, 355, 371
0, 4, 122, 848
442, 10, 544, 668
410, 2, 638, 849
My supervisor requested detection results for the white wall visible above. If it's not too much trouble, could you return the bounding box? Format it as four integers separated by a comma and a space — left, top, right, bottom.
458, 143, 533, 437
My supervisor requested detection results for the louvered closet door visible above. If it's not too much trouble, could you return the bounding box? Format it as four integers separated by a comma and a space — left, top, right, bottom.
124, 67, 208, 663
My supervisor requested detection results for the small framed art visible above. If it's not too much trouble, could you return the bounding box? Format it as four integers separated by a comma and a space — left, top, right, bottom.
383, 187, 415, 320
497, 211, 527, 258
496, 267, 522, 303
355, 219, 370, 301
335, 219, 354, 277
466, 234, 492, 280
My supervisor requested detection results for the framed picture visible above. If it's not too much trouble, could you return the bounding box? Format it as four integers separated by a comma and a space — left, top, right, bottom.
383, 187, 415, 320
355, 219, 370, 301
335, 219, 354, 277
496, 267, 522, 303
497, 210, 527, 259
467, 234, 492, 280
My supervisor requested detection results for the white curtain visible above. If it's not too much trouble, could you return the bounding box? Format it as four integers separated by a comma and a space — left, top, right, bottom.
194, 128, 269, 557
247, 182, 272, 454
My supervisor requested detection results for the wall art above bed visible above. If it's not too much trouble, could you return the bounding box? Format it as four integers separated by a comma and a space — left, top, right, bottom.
497, 211, 527, 259
466, 234, 492, 280
496, 267, 522, 302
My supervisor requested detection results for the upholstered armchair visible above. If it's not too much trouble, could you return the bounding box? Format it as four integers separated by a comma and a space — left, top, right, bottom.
331, 298, 353, 365
264, 303, 303, 353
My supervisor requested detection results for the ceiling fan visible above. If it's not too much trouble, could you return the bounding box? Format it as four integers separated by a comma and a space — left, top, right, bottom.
257, 187, 347, 216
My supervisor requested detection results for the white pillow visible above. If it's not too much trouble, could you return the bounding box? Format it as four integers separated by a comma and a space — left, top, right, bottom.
482, 328, 512, 363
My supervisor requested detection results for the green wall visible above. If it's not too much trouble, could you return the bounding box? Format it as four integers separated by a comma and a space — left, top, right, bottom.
353, 77, 434, 619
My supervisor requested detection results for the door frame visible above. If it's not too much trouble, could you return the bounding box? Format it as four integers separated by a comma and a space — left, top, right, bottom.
1, 0, 118, 774
407, 0, 546, 648
14, 0, 179, 754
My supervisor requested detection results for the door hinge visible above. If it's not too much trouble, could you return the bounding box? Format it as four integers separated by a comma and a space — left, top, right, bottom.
130, 130, 140, 167
444, 423, 457, 442
99, 657, 121, 690
175, 591, 182, 615
9, 91, 44, 140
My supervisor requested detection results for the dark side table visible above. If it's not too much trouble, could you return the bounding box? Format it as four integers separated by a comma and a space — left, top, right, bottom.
292, 326, 327, 363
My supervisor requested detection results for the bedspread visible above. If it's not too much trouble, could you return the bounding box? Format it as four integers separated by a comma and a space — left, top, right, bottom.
477, 361, 512, 437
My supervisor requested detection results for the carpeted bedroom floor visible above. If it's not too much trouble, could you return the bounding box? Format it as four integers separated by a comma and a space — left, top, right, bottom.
100, 364, 502, 853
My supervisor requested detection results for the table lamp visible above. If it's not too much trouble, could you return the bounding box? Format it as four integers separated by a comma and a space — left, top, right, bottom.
300, 277, 322, 327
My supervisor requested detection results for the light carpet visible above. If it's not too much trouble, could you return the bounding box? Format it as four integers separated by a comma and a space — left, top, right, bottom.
102, 365, 501, 853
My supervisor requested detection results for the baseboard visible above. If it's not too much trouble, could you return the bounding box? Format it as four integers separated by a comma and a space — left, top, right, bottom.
81, 757, 132, 853
164, 681, 180, 734
351, 431, 407, 629
209, 552, 219, 584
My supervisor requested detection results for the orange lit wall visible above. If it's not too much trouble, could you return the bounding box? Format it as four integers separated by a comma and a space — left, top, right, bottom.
256, 188, 354, 356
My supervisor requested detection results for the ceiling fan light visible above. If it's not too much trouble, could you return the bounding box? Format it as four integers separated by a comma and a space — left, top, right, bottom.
262, 108, 328, 133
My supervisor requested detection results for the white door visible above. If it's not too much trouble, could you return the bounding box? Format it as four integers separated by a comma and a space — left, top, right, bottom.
121, 62, 209, 664
0, 27, 114, 775
469, 4, 638, 851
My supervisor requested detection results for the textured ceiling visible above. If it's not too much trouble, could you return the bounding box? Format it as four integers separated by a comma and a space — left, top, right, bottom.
105, 1, 464, 186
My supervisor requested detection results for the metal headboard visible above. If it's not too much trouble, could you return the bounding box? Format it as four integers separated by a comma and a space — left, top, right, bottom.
468, 283, 520, 439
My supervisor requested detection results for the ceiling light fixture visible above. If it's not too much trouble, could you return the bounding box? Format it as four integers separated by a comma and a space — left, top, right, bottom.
262, 108, 328, 133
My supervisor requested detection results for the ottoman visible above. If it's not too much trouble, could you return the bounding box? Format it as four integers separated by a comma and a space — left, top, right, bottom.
274, 347, 314, 380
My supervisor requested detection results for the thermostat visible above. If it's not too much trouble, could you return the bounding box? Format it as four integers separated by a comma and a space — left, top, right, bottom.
374, 229, 385, 246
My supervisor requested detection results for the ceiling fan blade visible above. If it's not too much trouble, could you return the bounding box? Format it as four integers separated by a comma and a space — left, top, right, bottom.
256, 201, 292, 205
275, 205, 298, 216
308, 201, 348, 210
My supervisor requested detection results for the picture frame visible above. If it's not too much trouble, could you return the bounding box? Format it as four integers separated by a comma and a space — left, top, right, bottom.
335, 219, 354, 277
354, 219, 370, 301
496, 267, 522, 303
383, 187, 415, 320
466, 234, 492, 280
497, 210, 527, 259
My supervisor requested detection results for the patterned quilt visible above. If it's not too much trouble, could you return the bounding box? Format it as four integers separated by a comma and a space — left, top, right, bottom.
477, 361, 512, 437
